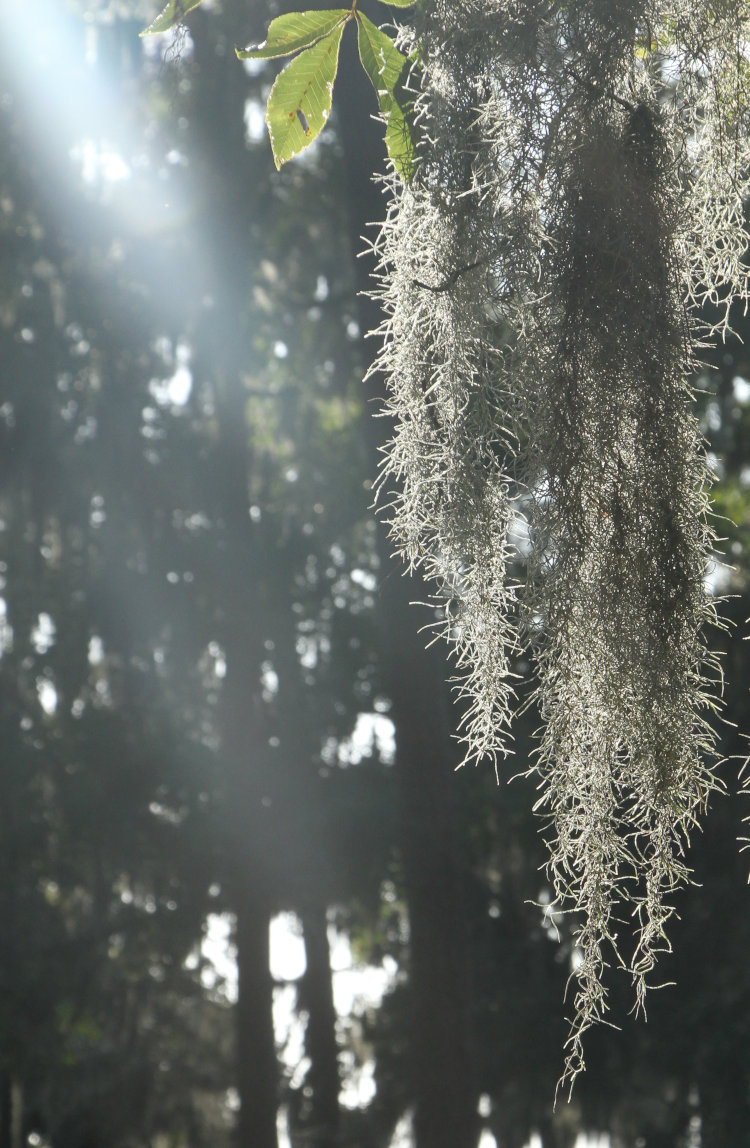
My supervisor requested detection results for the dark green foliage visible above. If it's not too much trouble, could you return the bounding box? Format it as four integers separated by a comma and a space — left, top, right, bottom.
2, 3, 750, 1147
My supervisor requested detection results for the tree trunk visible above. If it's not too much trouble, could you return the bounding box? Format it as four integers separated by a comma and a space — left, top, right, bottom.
188, 13, 284, 1146
0, 1078, 22, 1148
235, 892, 278, 1148
335, 12, 481, 1146
216, 409, 281, 1148
299, 900, 340, 1148
213, 365, 281, 1148
0, 1074, 11, 1148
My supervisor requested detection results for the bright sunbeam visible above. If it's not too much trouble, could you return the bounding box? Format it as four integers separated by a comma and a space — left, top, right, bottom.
0, 0, 191, 248
71, 138, 132, 185
2, 1, 125, 174
0, 0, 208, 684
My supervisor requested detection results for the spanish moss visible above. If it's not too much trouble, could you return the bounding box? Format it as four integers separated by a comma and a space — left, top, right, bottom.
373, 0, 748, 1084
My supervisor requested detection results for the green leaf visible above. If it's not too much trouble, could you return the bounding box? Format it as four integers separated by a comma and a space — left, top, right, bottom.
356, 11, 405, 100
378, 0, 415, 6
265, 25, 345, 169
237, 9, 349, 60
356, 13, 417, 181
140, 0, 202, 36
383, 92, 417, 182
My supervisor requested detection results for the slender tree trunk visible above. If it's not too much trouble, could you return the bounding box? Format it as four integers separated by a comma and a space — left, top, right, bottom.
213, 367, 281, 1148
0, 1074, 11, 1148
0, 1079, 22, 1148
269, 614, 342, 1146
335, 11, 481, 1146
9, 1083, 21, 1148
299, 899, 340, 1148
219, 499, 281, 1148
189, 13, 283, 1146
235, 891, 278, 1148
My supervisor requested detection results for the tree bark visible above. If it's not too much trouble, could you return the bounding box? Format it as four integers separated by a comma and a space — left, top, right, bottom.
189, 13, 283, 1147
0, 1074, 11, 1148
299, 899, 340, 1148
212, 364, 280, 1148
235, 892, 278, 1148
335, 12, 481, 1147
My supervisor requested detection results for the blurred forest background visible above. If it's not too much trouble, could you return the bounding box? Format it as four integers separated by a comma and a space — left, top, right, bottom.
1, 1, 750, 1146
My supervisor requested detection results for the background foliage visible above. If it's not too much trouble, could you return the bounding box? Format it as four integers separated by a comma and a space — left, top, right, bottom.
0, 1, 749, 1146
